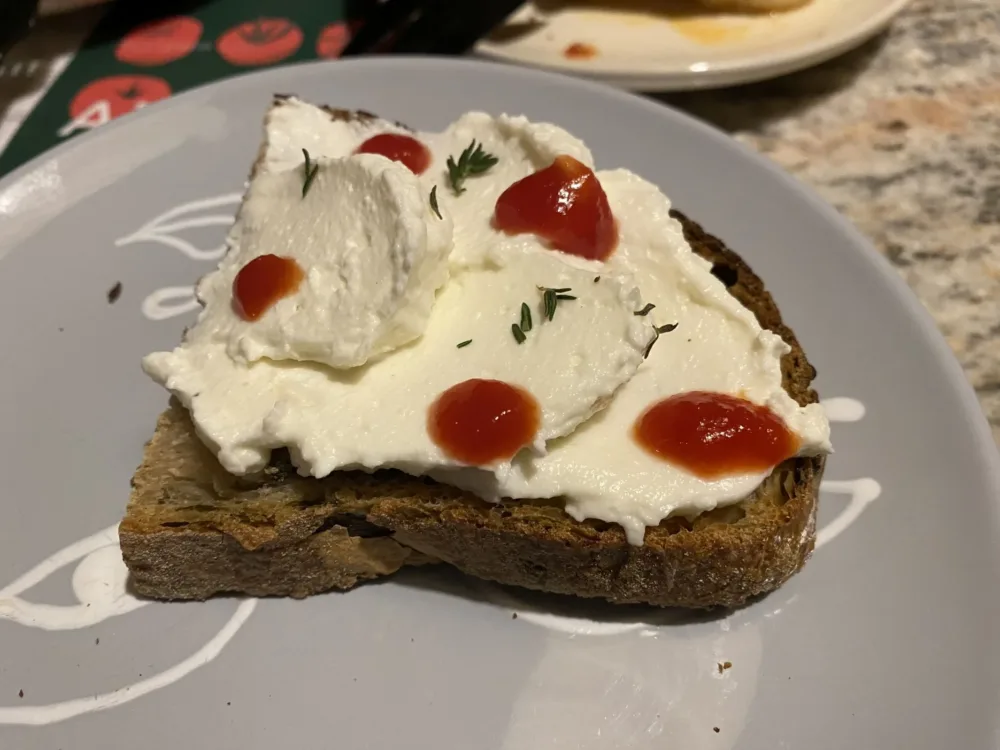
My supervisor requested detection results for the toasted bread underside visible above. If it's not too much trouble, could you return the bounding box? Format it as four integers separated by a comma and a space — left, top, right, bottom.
120, 204, 825, 609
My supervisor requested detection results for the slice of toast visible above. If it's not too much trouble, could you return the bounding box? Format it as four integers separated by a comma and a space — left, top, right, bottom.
120, 209, 825, 609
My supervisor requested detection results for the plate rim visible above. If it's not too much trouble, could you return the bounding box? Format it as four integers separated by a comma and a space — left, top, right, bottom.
474, 0, 913, 90
0, 53, 996, 490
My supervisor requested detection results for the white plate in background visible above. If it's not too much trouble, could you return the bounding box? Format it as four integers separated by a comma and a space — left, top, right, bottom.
476, 0, 912, 90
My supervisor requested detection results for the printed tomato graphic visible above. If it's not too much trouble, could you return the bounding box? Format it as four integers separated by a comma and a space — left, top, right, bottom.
216, 18, 303, 66
115, 16, 203, 66
316, 22, 350, 59
69, 75, 172, 121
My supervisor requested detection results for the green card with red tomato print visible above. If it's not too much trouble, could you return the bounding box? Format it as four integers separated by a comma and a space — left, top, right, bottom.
0, 0, 362, 176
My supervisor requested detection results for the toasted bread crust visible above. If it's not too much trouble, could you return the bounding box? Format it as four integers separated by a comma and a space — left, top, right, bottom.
120, 204, 825, 608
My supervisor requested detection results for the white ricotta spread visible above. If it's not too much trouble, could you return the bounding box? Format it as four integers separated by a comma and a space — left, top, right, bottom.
261, 99, 596, 269
191, 154, 452, 369
439, 170, 830, 543
145, 99, 652, 477
145, 250, 652, 477
143, 97, 831, 545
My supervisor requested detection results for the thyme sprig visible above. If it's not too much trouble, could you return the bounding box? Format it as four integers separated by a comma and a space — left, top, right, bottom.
430, 185, 442, 219
538, 286, 575, 322
301, 148, 320, 198
447, 140, 498, 194
509, 286, 579, 344
643, 322, 679, 360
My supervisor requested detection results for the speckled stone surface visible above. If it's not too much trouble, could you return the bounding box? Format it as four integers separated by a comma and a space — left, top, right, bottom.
666, 0, 1000, 446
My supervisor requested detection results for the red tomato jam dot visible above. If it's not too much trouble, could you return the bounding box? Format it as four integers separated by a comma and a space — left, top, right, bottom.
355, 133, 431, 175
493, 154, 617, 261
633, 391, 800, 479
564, 42, 598, 59
428, 379, 540, 466
232, 254, 304, 321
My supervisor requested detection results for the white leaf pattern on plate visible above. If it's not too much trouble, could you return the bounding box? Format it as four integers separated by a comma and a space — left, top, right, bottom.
815, 478, 881, 550
0, 524, 257, 726
115, 193, 241, 261
0, 525, 146, 630
119, 193, 243, 322
141, 285, 199, 321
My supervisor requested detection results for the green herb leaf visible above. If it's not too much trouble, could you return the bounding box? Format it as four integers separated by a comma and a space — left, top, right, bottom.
447, 140, 499, 194
538, 286, 575, 321
430, 185, 442, 219
520, 302, 533, 332
643, 331, 658, 360
543, 289, 557, 321
643, 322, 679, 360
456, 339, 472, 349
512, 324, 527, 344
301, 148, 320, 198
634, 303, 656, 317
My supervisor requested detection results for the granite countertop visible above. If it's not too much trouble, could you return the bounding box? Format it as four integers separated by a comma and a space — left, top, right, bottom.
668, 0, 1000, 445
1, 0, 997, 445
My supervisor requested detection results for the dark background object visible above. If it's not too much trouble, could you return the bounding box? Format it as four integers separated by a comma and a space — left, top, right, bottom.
342, 0, 524, 57
0, 0, 40, 61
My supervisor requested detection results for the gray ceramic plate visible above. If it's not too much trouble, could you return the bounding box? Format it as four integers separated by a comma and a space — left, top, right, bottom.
0, 59, 997, 750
